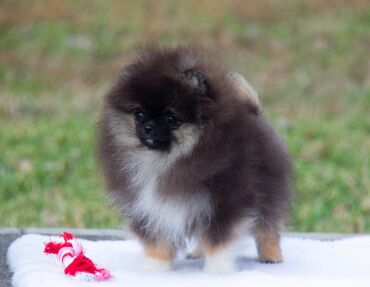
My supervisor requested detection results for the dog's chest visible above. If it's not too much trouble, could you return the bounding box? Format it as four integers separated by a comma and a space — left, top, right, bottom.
126, 150, 210, 241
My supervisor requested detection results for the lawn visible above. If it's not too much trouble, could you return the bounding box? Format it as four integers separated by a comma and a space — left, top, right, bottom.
1, 0, 369, 232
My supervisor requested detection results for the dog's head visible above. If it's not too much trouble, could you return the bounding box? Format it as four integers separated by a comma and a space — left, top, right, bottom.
105, 47, 212, 153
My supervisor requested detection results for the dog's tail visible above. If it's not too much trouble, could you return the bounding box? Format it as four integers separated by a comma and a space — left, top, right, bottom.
228, 72, 261, 113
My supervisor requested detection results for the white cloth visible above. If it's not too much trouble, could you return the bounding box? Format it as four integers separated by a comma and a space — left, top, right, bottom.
7, 234, 370, 287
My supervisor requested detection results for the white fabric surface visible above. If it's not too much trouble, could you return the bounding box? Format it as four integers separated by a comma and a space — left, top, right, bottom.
7, 234, 370, 287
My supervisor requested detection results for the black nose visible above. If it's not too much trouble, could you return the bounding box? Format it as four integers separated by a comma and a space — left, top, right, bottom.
143, 121, 155, 135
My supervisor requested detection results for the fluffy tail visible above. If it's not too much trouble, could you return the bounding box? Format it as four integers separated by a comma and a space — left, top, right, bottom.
228, 72, 261, 113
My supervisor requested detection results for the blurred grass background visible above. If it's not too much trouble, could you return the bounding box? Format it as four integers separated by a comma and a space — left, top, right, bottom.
0, 0, 369, 232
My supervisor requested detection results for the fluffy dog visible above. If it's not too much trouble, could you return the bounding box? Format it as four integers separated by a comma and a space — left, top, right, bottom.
97, 45, 292, 273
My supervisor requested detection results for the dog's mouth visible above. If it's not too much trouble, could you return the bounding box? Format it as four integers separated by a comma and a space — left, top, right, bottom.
141, 137, 171, 151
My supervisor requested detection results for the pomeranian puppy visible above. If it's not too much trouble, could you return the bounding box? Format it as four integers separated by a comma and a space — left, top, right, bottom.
97, 45, 292, 273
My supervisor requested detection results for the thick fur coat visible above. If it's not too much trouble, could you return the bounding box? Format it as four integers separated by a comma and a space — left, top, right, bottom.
97, 46, 292, 273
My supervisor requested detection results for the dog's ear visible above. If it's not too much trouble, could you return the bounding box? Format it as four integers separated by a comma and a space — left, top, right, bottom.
184, 69, 208, 94
119, 64, 138, 79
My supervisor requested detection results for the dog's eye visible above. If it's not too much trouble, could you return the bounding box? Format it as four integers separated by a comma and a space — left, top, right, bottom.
133, 108, 145, 122
164, 114, 182, 128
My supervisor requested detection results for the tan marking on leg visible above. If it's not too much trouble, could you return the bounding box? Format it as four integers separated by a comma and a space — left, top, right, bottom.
203, 240, 226, 255
255, 229, 283, 263
142, 242, 173, 261
140, 241, 174, 271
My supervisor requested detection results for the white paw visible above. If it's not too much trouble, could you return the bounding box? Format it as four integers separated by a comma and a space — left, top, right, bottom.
142, 257, 172, 272
203, 243, 236, 274
204, 254, 235, 274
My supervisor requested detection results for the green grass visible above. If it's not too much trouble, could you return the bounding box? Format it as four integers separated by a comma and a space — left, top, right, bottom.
1, 0, 369, 232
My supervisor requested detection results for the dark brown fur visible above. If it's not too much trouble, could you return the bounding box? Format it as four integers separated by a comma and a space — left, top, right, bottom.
97, 45, 292, 267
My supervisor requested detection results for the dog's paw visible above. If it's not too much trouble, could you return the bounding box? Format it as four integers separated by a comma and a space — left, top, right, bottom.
203, 243, 235, 274
203, 258, 235, 274
258, 253, 283, 264
203, 250, 235, 274
142, 257, 172, 272
259, 258, 283, 264
186, 247, 203, 260
186, 253, 202, 260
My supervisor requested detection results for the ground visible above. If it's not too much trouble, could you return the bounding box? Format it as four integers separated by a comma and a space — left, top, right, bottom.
0, 228, 354, 287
